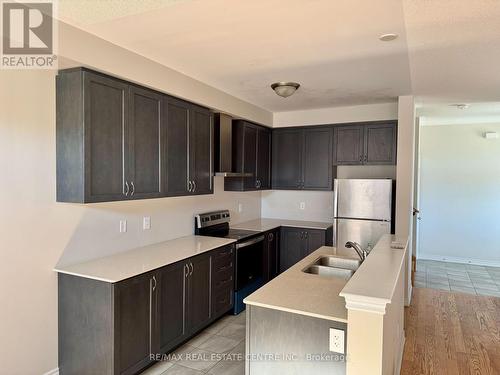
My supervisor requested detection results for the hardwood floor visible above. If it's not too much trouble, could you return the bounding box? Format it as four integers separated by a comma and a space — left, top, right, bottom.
401, 287, 500, 375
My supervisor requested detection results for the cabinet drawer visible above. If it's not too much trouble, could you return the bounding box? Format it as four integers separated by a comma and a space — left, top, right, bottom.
212, 287, 233, 317
212, 266, 234, 291
212, 245, 234, 268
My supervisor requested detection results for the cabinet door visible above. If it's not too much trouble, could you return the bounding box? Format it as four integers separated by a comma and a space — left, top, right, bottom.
303, 127, 333, 190
83, 72, 128, 202
280, 227, 303, 272
364, 122, 397, 165
272, 129, 303, 189
186, 253, 212, 334
157, 262, 187, 354
333, 125, 364, 165
164, 97, 190, 196
243, 123, 258, 190
303, 229, 326, 257
128, 86, 163, 199
257, 127, 271, 189
264, 229, 280, 281
115, 272, 155, 375
189, 106, 213, 195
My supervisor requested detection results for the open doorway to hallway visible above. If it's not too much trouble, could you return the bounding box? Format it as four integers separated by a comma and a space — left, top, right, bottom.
413, 103, 500, 297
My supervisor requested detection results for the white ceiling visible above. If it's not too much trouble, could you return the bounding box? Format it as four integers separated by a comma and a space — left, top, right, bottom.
58, 0, 500, 113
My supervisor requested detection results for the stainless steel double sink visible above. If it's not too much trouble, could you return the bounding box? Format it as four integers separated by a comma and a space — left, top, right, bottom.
302, 255, 361, 280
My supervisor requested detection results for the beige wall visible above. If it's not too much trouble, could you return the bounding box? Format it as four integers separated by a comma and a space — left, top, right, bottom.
395, 96, 416, 306
418, 122, 500, 266
58, 21, 273, 127
0, 69, 261, 374
273, 102, 398, 127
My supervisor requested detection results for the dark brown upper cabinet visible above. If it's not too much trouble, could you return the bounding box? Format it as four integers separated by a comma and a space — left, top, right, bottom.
333, 121, 397, 166
56, 68, 213, 203
228, 120, 271, 191
189, 106, 213, 195
128, 85, 164, 199
164, 97, 213, 196
272, 127, 333, 191
57, 69, 163, 203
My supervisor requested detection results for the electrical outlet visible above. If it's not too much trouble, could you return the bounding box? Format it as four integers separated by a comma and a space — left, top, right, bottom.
143, 216, 151, 230
299, 202, 306, 210
329, 328, 345, 354
119, 220, 127, 233
238, 203, 243, 213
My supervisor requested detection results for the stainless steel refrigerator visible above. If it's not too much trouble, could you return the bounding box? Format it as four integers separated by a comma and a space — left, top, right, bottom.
333, 179, 393, 256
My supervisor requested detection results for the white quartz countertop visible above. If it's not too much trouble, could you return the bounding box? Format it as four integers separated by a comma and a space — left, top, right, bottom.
232, 218, 332, 232
339, 235, 407, 306
54, 235, 236, 283
244, 246, 349, 323
244, 234, 407, 322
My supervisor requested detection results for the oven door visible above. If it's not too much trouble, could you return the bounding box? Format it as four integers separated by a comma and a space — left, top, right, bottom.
235, 235, 265, 291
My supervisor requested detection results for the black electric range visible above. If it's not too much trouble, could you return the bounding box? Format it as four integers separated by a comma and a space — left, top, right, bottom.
195, 210, 265, 314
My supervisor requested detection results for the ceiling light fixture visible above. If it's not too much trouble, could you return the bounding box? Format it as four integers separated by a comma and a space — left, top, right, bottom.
379, 33, 398, 42
271, 82, 300, 98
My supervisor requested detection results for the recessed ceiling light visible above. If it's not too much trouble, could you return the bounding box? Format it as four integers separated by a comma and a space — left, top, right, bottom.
270, 82, 300, 98
379, 33, 398, 42
450, 104, 469, 110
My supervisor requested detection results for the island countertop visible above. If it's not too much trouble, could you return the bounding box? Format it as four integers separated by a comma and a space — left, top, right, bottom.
54, 235, 236, 283
232, 218, 332, 232
244, 246, 349, 323
244, 234, 407, 323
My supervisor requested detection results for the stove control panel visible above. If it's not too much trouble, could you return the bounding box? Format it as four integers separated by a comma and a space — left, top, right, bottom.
196, 210, 231, 229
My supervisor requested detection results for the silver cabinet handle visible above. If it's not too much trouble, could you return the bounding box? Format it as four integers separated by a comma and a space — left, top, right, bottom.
184, 264, 189, 277
189, 262, 194, 276
192, 180, 196, 193
187, 180, 192, 192
268, 232, 274, 241
152, 275, 157, 291
130, 181, 135, 196
125, 181, 130, 196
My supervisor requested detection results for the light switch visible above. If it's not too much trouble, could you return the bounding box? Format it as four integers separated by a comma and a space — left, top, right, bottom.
329, 328, 345, 354
238, 203, 243, 213
143, 216, 151, 230
299, 202, 306, 210
119, 220, 127, 233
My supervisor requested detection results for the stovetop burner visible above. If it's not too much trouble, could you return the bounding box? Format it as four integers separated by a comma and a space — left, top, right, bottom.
224, 228, 261, 241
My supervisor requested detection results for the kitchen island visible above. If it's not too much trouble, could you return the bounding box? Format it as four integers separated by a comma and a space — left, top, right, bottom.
244, 234, 408, 375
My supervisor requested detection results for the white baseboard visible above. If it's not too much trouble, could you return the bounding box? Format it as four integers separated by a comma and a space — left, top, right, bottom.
418, 253, 500, 268
43, 368, 59, 375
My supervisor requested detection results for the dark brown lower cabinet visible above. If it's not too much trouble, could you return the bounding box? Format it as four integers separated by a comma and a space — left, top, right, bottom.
263, 229, 280, 282
157, 262, 187, 354
186, 252, 212, 333
115, 272, 157, 375
279, 226, 333, 273
58, 244, 235, 375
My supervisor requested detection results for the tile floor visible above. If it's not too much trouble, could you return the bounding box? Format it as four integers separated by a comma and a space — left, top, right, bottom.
142, 311, 246, 375
415, 259, 500, 297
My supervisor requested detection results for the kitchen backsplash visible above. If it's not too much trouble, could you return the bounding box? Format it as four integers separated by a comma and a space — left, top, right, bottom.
261, 190, 335, 222
56, 176, 261, 267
